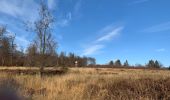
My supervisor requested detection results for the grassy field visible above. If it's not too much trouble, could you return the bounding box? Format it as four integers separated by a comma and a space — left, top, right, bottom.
0, 67, 170, 100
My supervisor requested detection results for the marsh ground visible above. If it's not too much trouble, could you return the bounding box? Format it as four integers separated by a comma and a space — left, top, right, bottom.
0, 67, 170, 100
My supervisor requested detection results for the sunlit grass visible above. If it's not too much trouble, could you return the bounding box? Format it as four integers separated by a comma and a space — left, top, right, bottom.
0, 67, 170, 100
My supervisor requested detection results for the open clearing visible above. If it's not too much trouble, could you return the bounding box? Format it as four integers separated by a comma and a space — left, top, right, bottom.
0, 67, 170, 100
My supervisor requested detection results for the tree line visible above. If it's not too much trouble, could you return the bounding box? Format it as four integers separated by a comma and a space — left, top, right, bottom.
0, 27, 96, 67
0, 25, 164, 69
0, 2, 96, 68
107, 59, 162, 68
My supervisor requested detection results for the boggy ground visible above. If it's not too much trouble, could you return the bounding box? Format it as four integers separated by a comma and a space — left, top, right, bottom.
0, 67, 170, 100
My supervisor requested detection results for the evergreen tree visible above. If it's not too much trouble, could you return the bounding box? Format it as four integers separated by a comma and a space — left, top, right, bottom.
168, 66, 170, 70
147, 60, 155, 68
147, 60, 161, 68
124, 60, 129, 67
154, 60, 161, 68
115, 59, 122, 67
109, 60, 114, 66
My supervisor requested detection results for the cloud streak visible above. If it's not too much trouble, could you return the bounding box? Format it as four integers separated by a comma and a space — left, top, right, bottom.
143, 22, 170, 33
73, 0, 82, 17
15, 36, 30, 49
0, 0, 40, 51
48, 0, 57, 9
97, 26, 123, 42
57, 12, 72, 27
156, 48, 166, 52
82, 45, 104, 55
57, 0, 82, 27
0, 0, 39, 21
82, 25, 124, 56
129, 0, 149, 5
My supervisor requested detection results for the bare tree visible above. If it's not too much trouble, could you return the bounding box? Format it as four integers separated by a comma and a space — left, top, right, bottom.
0, 38, 11, 66
34, 3, 54, 55
26, 2, 57, 73
0, 26, 10, 66
8, 34, 16, 66
26, 44, 38, 66
0, 25, 18, 66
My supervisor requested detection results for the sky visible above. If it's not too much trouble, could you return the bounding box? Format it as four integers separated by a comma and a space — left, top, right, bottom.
0, 0, 170, 66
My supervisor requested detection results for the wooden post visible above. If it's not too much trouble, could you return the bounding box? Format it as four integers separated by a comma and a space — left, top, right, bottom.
75, 61, 78, 67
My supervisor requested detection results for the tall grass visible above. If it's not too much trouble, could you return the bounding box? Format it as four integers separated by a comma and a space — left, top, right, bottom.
0, 68, 170, 100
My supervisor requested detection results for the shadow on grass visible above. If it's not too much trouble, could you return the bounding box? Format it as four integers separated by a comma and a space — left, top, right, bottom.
0, 78, 21, 100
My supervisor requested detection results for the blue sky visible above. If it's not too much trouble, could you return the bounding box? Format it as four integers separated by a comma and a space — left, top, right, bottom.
0, 0, 170, 66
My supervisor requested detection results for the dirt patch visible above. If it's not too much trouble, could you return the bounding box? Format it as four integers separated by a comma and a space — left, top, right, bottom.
0, 68, 68, 76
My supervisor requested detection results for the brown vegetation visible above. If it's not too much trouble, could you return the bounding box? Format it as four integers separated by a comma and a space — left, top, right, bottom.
0, 67, 170, 100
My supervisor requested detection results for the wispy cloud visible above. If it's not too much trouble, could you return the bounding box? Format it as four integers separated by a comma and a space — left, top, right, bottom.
96, 26, 124, 42
73, 0, 82, 18
156, 48, 166, 52
57, 12, 72, 27
48, 0, 58, 9
143, 22, 170, 33
129, 0, 149, 5
0, 0, 38, 21
15, 35, 30, 51
57, 0, 82, 27
16, 36, 30, 46
0, 0, 38, 50
82, 24, 124, 56
82, 45, 104, 55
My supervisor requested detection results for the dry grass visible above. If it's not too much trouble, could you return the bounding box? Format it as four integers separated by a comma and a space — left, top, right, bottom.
0, 67, 170, 100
